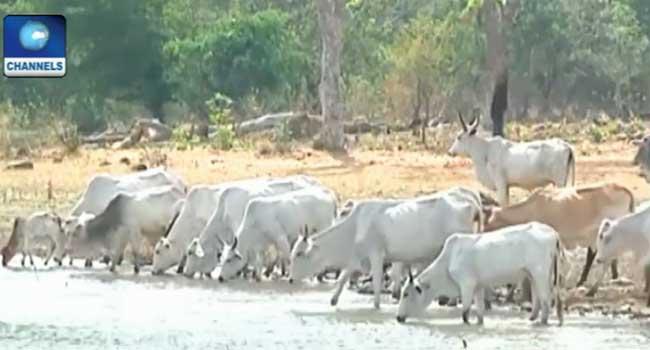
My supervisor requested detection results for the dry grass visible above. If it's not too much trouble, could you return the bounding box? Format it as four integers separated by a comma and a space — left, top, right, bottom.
1, 123, 650, 309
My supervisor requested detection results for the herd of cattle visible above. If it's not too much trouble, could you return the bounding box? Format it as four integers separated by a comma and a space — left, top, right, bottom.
2, 114, 650, 327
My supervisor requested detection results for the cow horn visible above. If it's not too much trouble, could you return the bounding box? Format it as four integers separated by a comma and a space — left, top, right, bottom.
304, 224, 310, 239
457, 111, 468, 132
408, 268, 414, 283
231, 237, 238, 250
470, 113, 481, 130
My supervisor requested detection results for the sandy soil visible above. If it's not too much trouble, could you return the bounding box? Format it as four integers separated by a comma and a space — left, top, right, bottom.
1, 139, 649, 315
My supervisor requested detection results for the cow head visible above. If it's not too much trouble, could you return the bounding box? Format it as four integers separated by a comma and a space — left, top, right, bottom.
1, 217, 23, 267
448, 112, 480, 157
217, 237, 246, 282
396, 268, 430, 323
152, 237, 175, 275
633, 136, 650, 182
183, 238, 210, 278
289, 225, 323, 282
595, 219, 622, 264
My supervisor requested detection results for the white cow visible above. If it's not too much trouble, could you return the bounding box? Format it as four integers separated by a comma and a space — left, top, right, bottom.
396, 222, 564, 326
595, 207, 650, 306
1, 212, 64, 267
151, 184, 242, 275
183, 175, 325, 277
448, 113, 575, 206
290, 190, 480, 309
64, 185, 184, 273
54, 167, 187, 265
388, 186, 484, 298
217, 187, 338, 281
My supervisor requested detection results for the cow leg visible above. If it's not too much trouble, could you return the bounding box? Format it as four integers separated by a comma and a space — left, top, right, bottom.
21, 253, 26, 267
529, 281, 540, 322
644, 264, 650, 293
331, 269, 353, 307
370, 253, 385, 309
586, 259, 609, 297
28, 253, 35, 267
84, 259, 93, 268
274, 236, 292, 279
521, 278, 533, 303
474, 287, 486, 326
132, 249, 141, 275
176, 254, 187, 274
577, 248, 596, 287
68, 255, 74, 266
390, 262, 404, 300
505, 284, 516, 303
44, 241, 55, 266
460, 283, 476, 325
610, 259, 619, 280
497, 183, 510, 207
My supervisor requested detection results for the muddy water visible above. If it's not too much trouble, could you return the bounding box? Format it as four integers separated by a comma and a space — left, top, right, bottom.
0, 262, 648, 350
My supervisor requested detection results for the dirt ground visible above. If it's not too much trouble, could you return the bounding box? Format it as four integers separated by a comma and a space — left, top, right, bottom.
1, 138, 649, 315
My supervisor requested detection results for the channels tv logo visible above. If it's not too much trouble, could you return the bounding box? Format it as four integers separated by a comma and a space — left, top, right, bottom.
3, 15, 66, 78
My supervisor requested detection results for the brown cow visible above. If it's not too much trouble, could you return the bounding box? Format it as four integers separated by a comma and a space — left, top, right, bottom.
484, 183, 634, 295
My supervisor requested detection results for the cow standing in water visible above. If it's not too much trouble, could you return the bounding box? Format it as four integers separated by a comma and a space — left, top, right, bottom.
54, 167, 187, 267
1, 212, 64, 268
64, 186, 184, 273
396, 222, 565, 326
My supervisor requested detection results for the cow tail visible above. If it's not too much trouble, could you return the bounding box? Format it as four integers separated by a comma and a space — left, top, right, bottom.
626, 187, 635, 213
566, 147, 576, 187
553, 238, 565, 326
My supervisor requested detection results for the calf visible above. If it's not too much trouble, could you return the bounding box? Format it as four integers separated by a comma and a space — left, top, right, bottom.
290, 189, 480, 309
448, 113, 575, 206
65, 186, 184, 273
1, 212, 64, 267
217, 187, 337, 281
595, 206, 650, 306
396, 222, 564, 326
484, 183, 634, 294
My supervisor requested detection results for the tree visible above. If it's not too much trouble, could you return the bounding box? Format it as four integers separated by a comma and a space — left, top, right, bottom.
316, 0, 346, 152
463, 0, 520, 137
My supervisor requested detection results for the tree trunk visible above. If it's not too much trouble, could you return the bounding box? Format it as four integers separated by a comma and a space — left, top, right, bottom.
491, 70, 508, 137
316, 0, 346, 152
482, 0, 519, 137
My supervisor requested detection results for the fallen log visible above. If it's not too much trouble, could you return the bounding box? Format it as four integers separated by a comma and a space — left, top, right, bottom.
5, 159, 34, 170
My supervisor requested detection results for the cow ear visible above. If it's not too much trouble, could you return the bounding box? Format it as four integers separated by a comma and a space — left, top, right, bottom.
195, 243, 205, 258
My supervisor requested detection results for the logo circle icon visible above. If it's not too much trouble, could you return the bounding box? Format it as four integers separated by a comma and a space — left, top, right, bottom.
18, 20, 50, 51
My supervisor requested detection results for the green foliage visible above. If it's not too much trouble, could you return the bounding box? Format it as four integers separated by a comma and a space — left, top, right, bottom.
206, 93, 236, 150
163, 7, 307, 116
2, 0, 650, 138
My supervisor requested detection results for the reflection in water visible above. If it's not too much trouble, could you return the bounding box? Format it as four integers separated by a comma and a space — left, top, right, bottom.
0, 263, 648, 350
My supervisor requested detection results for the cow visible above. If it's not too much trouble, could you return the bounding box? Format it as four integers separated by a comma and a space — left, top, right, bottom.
53, 167, 186, 266
396, 222, 564, 326
1, 212, 64, 267
484, 183, 634, 295
595, 206, 650, 306
216, 186, 338, 281
183, 175, 326, 277
632, 135, 650, 182
151, 183, 241, 275
64, 185, 184, 273
290, 189, 481, 309
448, 113, 575, 206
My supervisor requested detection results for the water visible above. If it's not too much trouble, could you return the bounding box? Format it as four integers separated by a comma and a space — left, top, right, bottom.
0, 260, 648, 350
